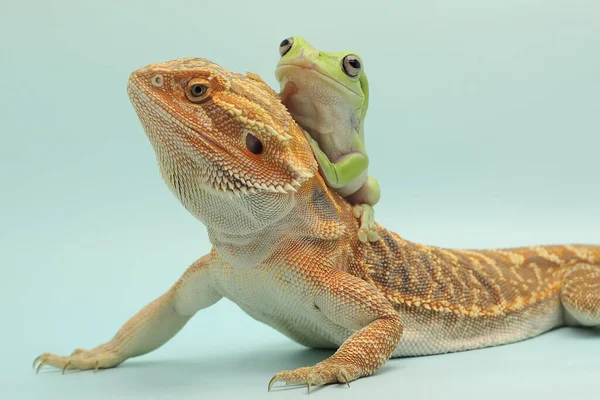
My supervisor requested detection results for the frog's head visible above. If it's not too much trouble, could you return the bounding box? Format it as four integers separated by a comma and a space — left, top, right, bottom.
275, 36, 369, 143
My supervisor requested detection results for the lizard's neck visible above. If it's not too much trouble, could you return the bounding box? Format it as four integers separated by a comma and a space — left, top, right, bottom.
150, 129, 357, 270
205, 196, 299, 270
206, 175, 353, 270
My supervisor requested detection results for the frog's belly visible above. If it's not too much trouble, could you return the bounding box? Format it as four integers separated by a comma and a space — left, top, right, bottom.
210, 267, 351, 349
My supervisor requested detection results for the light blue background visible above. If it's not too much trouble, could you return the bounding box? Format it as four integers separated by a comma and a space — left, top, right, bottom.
1, 0, 598, 399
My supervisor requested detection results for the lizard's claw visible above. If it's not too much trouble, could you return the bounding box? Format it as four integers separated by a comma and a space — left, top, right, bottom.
33, 344, 123, 374
268, 363, 358, 392
61, 361, 71, 375
353, 204, 379, 243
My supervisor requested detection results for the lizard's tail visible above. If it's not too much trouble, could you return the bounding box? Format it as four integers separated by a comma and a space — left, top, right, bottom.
560, 247, 600, 326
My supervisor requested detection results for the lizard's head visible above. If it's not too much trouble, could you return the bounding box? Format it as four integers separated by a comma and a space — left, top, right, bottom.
127, 58, 317, 234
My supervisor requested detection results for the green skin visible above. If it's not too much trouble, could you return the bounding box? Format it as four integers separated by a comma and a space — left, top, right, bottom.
275, 36, 380, 241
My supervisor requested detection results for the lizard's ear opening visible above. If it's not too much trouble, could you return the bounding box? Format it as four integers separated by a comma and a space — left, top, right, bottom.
245, 132, 263, 155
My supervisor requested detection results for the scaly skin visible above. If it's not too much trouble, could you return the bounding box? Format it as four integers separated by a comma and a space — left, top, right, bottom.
34, 58, 600, 392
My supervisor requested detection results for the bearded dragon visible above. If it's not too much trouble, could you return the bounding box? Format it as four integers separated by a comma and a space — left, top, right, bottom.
33, 58, 600, 392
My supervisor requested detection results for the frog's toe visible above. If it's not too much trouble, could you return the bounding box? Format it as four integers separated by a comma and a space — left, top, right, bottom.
358, 229, 368, 243
367, 226, 379, 242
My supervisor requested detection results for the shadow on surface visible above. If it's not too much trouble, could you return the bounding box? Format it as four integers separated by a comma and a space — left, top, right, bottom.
124, 345, 335, 373
83, 345, 340, 393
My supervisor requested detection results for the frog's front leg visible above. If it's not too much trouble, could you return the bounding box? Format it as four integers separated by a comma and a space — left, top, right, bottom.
304, 131, 380, 242
305, 133, 368, 190
348, 177, 381, 243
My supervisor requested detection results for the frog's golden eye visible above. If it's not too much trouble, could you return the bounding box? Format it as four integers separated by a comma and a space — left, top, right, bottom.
185, 78, 212, 103
342, 54, 362, 78
279, 37, 294, 57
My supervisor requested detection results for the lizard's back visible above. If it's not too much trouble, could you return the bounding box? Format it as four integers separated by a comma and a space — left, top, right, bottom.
360, 227, 600, 356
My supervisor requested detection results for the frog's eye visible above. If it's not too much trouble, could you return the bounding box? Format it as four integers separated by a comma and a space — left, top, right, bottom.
342, 54, 362, 78
279, 37, 294, 57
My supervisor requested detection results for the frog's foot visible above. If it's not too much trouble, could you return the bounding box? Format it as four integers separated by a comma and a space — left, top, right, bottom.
33, 343, 123, 374
352, 204, 379, 243
268, 362, 358, 393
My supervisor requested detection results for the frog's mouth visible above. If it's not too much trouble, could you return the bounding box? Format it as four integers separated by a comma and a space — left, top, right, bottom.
276, 64, 364, 145
275, 63, 364, 98
279, 80, 299, 105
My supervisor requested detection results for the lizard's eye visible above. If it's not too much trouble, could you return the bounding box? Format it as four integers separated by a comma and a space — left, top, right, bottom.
279, 37, 294, 57
189, 84, 207, 99
185, 79, 212, 103
246, 132, 263, 155
342, 54, 362, 78
190, 84, 206, 97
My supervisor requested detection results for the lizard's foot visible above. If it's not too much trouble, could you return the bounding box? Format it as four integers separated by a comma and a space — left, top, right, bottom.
33, 343, 123, 374
352, 204, 379, 243
268, 362, 360, 392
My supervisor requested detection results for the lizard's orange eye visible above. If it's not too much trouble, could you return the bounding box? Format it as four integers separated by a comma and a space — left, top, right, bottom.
185, 79, 212, 103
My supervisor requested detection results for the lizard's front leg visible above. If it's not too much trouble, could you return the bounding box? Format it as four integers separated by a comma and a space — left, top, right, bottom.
269, 268, 402, 391
33, 252, 222, 373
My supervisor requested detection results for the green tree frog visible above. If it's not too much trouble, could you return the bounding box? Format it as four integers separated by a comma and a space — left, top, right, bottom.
275, 36, 380, 242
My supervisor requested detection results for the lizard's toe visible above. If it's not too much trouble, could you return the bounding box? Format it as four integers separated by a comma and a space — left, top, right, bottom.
306, 365, 352, 387
34, 353, 81, 373
269, 364, 358, 392
33, 344, 123, 374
